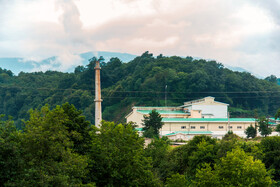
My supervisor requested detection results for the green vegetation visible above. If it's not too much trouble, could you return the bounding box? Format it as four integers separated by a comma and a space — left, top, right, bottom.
245, 124, 257, 138
193, 148, 273, 186
2, 52, 280, 185
1, 103, 280, 186
0, 52, 279, 126
142, 110, 163, 138
258, 117, 273, 137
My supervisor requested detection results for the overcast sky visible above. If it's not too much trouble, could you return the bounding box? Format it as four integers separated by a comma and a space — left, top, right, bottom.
1, 0, 280, 77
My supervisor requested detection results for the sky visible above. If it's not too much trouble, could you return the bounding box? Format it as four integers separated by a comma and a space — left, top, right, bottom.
0, 0, 280, 77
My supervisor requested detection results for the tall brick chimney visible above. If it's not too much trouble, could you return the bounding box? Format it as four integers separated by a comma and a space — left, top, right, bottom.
94, 60, 102, 128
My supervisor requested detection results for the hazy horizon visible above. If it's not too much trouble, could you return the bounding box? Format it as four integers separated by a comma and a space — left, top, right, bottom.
1, 0, 280, 77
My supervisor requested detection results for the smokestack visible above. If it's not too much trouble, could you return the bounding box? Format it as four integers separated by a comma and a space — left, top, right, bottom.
94, 59, 102, 128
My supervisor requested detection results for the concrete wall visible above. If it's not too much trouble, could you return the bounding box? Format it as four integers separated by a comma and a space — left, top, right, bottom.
190, 110, 202, 118
160, 121, 255, 135
192, 104, 228, 118
126, 111, 144, 128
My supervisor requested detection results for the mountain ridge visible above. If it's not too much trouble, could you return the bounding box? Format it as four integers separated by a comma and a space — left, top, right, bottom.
0, 51, 259, 78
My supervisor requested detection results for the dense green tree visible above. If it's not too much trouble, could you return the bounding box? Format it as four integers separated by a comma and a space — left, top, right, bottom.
144, 137, 170, 171
142, 110, 163, 138
18, 105, 89, 186
60, 102, 93, 154
159, 136, 217, 181
275, 108, 280, 120
165, 173, 188, 187
245, 125, 257, 138
265, 75, 277, 84
193, 147, 273, 186
258, 117, 272, 137
261, 136, 280, 181
88, 121, 159, 186
0, 117, 23, 186
275, 124, 280, 134
222, 130, 240, 141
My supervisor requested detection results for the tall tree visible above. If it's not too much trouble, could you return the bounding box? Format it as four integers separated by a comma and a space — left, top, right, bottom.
18, 105, 88, 186
0, 117, 23, 186
261, 136, 280, 181
88, 121, 159, 186
142, 110, 163, 138
258, 117, 272, 137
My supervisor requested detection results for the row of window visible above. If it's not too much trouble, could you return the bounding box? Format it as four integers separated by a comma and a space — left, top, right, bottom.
181, 126, 243, 129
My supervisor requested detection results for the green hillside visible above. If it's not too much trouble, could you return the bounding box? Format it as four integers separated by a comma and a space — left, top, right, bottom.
0, 51, 279, 126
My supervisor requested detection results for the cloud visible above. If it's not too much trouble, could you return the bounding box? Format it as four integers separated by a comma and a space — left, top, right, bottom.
20, 0, 90, 71
1, 0, 280, 77
30, 51, 83, 72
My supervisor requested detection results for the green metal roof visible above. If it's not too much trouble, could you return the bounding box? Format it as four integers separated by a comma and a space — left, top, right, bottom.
162, 118, 256, 122
164, 131, 212, 136
134, 106, 177, 108
137, 110, 185, 114
135, 128, 143, 131
269, 118, 280, 120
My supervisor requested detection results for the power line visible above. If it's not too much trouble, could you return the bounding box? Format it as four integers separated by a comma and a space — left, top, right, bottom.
1, 84, 280, 94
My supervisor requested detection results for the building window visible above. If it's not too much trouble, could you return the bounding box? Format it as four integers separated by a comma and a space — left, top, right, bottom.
219, 126, 224, 129
200, 126, 205, 129
229, 126, 232, 129
237, 126, 242, 129
181, 126, 186, 129
191, 126, 196, 129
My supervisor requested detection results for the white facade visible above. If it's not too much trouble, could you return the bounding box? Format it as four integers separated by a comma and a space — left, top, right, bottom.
181, 96, 228, 118
192, 105, 228, 118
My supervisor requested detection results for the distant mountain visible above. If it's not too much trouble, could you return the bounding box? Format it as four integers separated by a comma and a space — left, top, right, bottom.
190, 57, 262, 78
0, 52, 263, 79
0, 51, 137, 75
224, 65, 263, 79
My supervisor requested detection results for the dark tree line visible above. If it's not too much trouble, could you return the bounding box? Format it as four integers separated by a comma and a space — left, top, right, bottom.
1, 103, 280, 186
0, 52, 279, 126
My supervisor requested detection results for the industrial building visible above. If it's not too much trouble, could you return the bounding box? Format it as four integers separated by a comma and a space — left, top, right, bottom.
126, 96, 257, 139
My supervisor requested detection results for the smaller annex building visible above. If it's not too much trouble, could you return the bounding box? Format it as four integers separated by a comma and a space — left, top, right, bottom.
125, 96, 257, 139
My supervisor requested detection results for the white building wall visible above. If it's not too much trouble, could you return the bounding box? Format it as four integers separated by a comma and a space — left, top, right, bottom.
126, 111, 144, 128
192, 105, 227, 118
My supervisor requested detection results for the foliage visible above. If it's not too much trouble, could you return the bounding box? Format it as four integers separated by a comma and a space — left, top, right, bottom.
245, 125, 257, 138
165, 173, 188, 187
275, 124, 280, 133
258, 117, 272, 137
261, 136, 280, 181
0, 53, 279, 126
88, 121, 160, 186
18, 105, 89, 186
158, 135, 218, 181
275, 108, 280, 120
265, 75, 278, 84
2, 106, 280, 186
222, 130, 240, 141
0, 117, 23, 185
144, 137, 170, 169
142, 110, 163, 138
193, 147, 273, 186
60, 102, 93, 154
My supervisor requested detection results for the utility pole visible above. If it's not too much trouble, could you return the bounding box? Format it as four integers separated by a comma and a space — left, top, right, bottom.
93, 56, 103, 128
165, 85, 167, 107
227, 111, 230, 132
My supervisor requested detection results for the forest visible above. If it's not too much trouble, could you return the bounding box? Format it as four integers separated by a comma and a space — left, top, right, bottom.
0, 103, 278, 186
0, 51, 279, 127
1, 52, 280, 186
